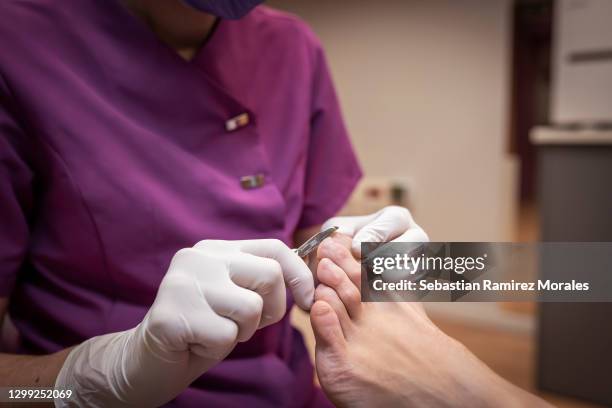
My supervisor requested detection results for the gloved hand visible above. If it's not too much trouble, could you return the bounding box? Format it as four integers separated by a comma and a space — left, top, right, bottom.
55, 239, 313, 408
322, 205, 429, 256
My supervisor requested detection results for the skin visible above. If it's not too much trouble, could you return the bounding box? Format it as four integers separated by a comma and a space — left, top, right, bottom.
312, 235, 552, 408
121, 0, 218, 61
0, 231, 319, 389
0, 0, 322, 393
0, 1, 549, 405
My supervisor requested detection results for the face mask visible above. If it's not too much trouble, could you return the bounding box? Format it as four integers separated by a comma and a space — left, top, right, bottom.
182, 0, 265, 19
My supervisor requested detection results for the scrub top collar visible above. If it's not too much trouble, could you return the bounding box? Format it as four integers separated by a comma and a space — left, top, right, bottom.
106, 0, 223, 65
98, 0, 256, 135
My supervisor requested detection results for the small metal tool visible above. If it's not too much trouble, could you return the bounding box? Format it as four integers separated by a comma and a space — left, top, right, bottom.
294, 226, 338, 258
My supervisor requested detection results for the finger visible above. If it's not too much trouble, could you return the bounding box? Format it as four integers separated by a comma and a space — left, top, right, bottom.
187, 312, 239, 359
351, 206, 412, 247
351, 206, 423, 256
310, 300, 347, 354
238, 239, 314, 310
322, 213, 375, 237
228, 252, 286, 328
318, 239, 361, 289
391, 226, 430, 243
205, 284, 263, 342
314, 284, 353, 335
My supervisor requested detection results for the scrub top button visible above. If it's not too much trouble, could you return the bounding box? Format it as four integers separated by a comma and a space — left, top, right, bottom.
226, 113, 250, 131
240, 174, 265, 189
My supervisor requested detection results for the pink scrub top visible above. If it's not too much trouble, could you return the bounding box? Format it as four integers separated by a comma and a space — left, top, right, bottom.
0, 1, 361, 406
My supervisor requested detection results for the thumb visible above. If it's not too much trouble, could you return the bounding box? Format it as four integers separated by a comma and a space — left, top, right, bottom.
238, 239, 314, 310
352, 206, 414, 255
322, 213, 373, 237
391, 225, 430, 244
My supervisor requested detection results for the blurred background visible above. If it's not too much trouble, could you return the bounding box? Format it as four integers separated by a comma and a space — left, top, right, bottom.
271, 0, 612, 407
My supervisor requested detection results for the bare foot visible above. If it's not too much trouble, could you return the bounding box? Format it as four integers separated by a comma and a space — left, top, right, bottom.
310, 235, 550, 408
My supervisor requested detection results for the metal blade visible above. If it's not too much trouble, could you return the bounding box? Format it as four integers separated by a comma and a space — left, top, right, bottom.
294, 226, 339, 258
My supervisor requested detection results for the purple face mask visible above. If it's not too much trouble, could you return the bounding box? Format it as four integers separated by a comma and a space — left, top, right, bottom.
182, 0, 265, 19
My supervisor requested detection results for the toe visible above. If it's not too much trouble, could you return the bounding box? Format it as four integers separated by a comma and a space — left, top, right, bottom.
317, 259, 362, 319
316, 237, 336, 261
318, 241, 361, 289
310, 300, 347, 354
315, 284, 354, 335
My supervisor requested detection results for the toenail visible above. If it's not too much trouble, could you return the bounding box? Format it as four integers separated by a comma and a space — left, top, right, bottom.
313, 301, 331, 316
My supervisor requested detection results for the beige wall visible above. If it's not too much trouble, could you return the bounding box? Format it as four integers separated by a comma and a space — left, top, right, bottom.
270, 0, 517, 241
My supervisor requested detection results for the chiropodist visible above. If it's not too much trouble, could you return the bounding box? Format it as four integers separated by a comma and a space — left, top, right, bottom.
0, 0, 428, 406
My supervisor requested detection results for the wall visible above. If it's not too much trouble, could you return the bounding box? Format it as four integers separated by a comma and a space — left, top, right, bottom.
552, 0, 612, 124
269, 0, 517, 241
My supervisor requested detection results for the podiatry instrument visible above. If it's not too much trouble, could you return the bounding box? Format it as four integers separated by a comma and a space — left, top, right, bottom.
294, 226, 338, 259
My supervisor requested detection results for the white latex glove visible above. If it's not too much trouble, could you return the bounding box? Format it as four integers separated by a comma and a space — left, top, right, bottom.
55, 239, 313, 408
322, 205, 429, 256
